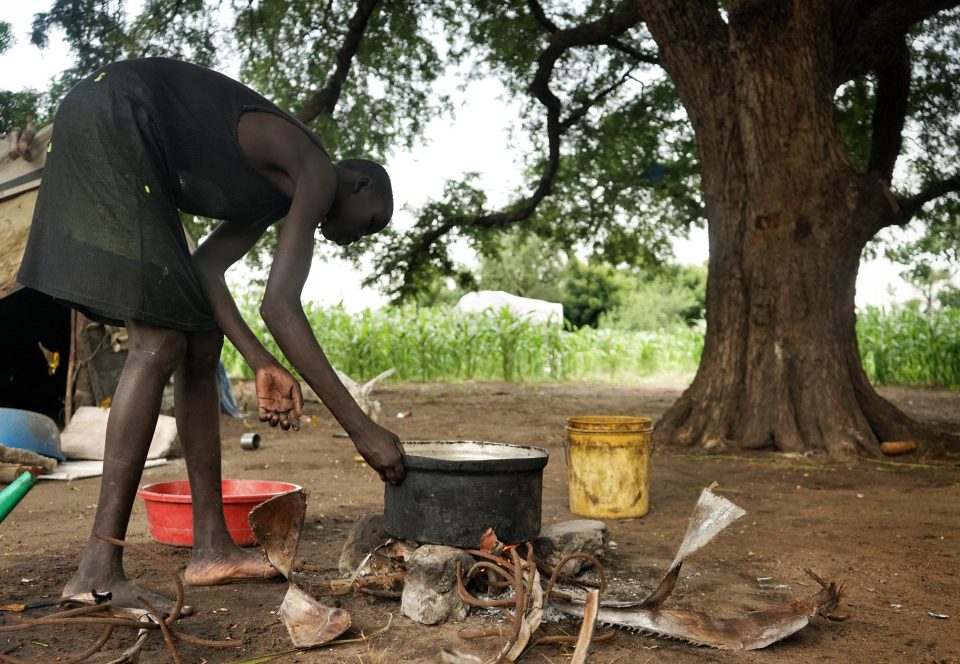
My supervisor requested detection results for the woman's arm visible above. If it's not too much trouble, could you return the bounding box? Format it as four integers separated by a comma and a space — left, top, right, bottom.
259, 157, 405, 483
192, 219, 303, 430
232, 110, 403, 481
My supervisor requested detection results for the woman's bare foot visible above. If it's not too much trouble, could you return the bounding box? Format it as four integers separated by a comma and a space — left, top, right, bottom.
62, 571, 192, 616
184, 548, 281, 586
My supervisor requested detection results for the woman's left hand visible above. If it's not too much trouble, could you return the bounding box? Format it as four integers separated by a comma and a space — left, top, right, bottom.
255, 362, 303, 430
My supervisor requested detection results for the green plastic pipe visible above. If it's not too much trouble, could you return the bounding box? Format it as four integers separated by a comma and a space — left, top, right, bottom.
0, 471, 39, 523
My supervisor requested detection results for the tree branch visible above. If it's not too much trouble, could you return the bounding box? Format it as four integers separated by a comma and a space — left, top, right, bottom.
131, 0, 189, 59
560, 70, 633, 132
900, 173, 960, 223
526, 2, 645, 203
603, 37, 659, 65
393, 1, 644, 295
152, 0, 185, 38
866, 33, 910, 181
295, 0, 381, 124
833, 0, 960, 84
526, 0, 559, 33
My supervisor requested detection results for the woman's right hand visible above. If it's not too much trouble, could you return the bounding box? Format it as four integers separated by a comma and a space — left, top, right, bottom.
255, 363, 303, 430
351, 420, 406, 483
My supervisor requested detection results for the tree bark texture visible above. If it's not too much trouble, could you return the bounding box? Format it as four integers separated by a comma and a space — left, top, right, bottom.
643, 0, 956, 456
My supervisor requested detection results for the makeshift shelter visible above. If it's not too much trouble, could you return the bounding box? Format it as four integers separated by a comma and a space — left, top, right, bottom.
1, 124, 130, 426
1, 125, 240, 427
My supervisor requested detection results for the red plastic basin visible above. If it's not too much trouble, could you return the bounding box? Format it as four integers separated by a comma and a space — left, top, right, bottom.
136, 479, 302, 547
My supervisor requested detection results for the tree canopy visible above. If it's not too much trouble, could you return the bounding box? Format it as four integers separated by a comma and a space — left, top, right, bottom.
6, 1, 700, 293
8, 1, 958, 298
6, 2, 960, 296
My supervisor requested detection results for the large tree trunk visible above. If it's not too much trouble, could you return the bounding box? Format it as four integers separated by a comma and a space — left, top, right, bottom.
644, 1, 956, 457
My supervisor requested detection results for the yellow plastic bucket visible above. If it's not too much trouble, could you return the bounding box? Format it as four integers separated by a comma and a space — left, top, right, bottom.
564, 415, 653, 519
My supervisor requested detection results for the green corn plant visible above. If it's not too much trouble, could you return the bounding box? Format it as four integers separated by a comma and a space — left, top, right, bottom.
220, 296, 709, 384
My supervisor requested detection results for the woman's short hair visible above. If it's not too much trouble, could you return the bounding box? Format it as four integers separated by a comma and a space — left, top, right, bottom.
339, 158, 393, 214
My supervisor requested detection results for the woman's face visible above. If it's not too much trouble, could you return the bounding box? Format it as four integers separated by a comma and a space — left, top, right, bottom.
321, 191, 391, 246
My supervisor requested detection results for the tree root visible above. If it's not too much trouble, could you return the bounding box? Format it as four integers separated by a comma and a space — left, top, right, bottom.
655, 366, 959, 458
0, 537, 240, 662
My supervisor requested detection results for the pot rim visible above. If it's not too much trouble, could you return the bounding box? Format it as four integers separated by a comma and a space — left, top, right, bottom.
137, 479, 302, 504
399, 440, 549, 473
565, 415, 653, 433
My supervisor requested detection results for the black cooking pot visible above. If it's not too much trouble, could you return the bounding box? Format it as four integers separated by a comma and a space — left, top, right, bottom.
384, 441, 550, 548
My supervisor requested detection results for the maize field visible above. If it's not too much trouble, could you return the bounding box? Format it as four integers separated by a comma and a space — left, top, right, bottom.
222, 297, 960, 389
221, 298, 704, 383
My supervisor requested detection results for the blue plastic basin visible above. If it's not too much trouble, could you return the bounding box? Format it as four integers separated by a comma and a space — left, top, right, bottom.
0, 408, 65, 462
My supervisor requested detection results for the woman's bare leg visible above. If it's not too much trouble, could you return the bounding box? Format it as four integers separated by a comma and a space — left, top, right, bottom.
63, 318, 187, 613
175, 326, 279, 585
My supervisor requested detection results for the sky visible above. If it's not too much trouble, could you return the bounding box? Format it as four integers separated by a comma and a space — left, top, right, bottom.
2, 2, 917, 310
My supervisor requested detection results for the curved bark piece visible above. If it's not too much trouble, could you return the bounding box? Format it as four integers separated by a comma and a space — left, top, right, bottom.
279, 583, 352, 648
500, 564, 543, 663
248, 489, 307, 577
555, 575, 843, 650
250, 489, 352, 648
552, 488, 842, 650
570, 589, 599, 664
640, 488, 746, 608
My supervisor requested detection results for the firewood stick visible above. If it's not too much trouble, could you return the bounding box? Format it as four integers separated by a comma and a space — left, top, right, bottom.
0, 463, 42, 484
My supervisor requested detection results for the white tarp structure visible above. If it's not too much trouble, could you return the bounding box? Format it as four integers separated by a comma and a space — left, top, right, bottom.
455, 290, 563, 326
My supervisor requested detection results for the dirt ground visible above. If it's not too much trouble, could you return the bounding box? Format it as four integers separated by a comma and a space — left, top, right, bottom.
1, 381, 958, 663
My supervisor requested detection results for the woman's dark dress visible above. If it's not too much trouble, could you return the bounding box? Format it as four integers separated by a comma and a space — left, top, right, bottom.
17, 57, 321, 330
